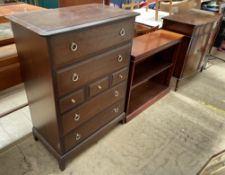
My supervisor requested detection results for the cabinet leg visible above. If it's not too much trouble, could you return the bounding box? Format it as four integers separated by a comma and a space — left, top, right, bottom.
175, 79, 180, 91
58, 159, 65, 171
32, 129, 38, 141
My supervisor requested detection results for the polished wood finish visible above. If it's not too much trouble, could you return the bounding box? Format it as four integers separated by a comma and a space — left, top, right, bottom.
0, 3, 43, 91
0, 2, 44, 23
59, 0, 108, 7
134, 23, 159, 37
162, 9, 218, 90
0, 44, 21, 90
9, 4, 137, 170
125, 30, 183, 122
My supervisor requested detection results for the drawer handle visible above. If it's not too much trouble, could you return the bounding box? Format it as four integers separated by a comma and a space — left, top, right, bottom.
113, 107, 119, 113
70, 42, 78, 52
75, 133, 81, 141
98, 85, 102, 90
119, 74, 123, 79
114, 90, 119, 97
71, 98, 76, 104
72, 73, 79, 82
74, 113, 80, 121
117, 55, 123, 63
120, 28, 126, 37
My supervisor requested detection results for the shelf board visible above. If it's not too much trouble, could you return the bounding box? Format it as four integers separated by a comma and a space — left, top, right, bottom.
128, 81, 169, 117
132, 61, 172, 89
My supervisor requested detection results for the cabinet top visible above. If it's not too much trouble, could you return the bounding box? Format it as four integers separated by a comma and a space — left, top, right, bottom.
131, 29, 183, 61
7, 4, 138, 36
163, 9, 218, 26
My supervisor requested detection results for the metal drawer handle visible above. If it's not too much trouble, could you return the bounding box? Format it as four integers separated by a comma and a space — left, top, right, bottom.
72, 73, 79, 82
75, 133, 81, 141
98, 85, 102, 90
113, 107, 119, 113
114, 90, 119, 97
120, 28, 126, 37
119, 74, 123, 79
74, 113, 80, 121
71, 98, 76, 104
70, 42, 78, 52
117, 55, 123, 63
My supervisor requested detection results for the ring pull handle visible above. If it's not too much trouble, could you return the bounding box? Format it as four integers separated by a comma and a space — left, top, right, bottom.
72, 73, 79, 82
75, 133, 81, 141
98, 85, 102, 90
120, 28, 126, 37
114, 90, 119, 97
117, 55, 123, 63
70, 42, 78, 52
74, 113, 80, 121
71, 98, 76, 104
113, 107, 119, 113
119, 74, 123, 79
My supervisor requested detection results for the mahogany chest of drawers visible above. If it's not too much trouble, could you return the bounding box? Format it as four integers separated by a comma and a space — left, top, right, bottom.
8, 4, 137, 170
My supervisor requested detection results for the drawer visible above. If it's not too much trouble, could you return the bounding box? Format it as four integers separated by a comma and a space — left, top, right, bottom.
88, 77, 109, 98
59, 89, 85, 113
56, 43, 131, 96
50, 18, 134, 66
62, 82, 126, 135
63, 100, 125, 152
162, 20, 194, 37
112, 67, 129, 86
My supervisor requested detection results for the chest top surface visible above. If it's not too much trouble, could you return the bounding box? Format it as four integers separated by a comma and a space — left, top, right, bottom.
131, 29, 183, 61
163, 9, 218, 26
7, 4, 138, 36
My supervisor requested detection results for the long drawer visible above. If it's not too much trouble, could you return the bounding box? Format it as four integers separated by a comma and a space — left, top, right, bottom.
56, 44, 131, 96
49, 18, 134, 66
63, 100, 125, 152
61, 82, 126, 135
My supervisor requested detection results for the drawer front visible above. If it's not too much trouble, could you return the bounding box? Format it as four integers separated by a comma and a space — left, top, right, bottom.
64, 101, 125, 152
162, 20, 194, 36
59, 89, 85, 113
62, 82, 127, 135
112, 67, 129, 86
50, 18, 134, 66
56, 44, 131, 96
89, 77, 109, 98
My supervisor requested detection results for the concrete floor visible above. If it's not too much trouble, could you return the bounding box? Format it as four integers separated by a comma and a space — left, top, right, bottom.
0, 58, 225, 175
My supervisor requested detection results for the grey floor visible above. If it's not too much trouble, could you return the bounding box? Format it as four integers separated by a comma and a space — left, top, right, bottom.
0, 58, 225, 175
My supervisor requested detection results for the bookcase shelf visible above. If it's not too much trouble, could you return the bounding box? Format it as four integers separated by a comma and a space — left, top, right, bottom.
125, 29, 183, 122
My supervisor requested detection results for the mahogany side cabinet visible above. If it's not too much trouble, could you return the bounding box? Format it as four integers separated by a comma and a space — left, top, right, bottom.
8, 4, 137, 170
162, 9, 218, 90
125, 29, 183, 122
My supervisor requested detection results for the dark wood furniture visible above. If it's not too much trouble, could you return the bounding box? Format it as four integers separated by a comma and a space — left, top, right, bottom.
59, 0, 109, 7
125, 29, 183, 122
0, 3, 43, 91
134, 23, 159, 37
162, 9, 218, 90
8, 4, 137, 170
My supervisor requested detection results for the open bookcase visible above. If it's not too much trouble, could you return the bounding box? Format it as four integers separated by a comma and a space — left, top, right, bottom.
125, 29, 183, 122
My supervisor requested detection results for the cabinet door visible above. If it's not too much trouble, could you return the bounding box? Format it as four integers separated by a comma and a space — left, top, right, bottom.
183, 33, 209, 77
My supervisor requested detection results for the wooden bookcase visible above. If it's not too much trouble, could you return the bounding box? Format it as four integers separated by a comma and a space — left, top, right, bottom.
125, 29, 183, 122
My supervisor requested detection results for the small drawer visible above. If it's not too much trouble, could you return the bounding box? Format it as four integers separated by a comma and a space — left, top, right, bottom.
63, 101, 125, 152
61, 82, 126, 135
59, 89, 85, 113
112, 67, 129, 86
56, 43, 131, 96
89, 77, 109, 97
50, 18, 134, 66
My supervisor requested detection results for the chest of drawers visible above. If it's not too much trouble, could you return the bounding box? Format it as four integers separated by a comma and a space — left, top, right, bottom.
8, 4, 137, 170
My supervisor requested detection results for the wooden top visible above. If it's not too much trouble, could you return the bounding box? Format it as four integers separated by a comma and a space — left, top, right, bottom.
7, 4, 138, 36
0, 3, 44, 23
131, 29, 183, 62
163, 9, 218, 26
